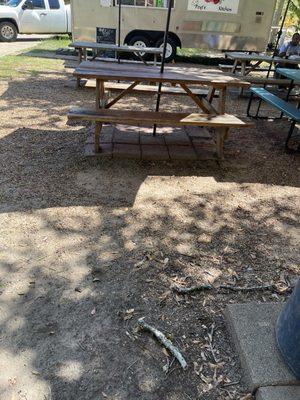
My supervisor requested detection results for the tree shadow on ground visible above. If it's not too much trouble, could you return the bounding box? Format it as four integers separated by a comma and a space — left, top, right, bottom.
0, 184, 299, 400
0, 72, 299, 399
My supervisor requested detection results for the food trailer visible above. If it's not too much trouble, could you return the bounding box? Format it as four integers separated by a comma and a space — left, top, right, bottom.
71, 0, 279, 61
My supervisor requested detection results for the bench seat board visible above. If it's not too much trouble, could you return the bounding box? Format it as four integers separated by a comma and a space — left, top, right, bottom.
250, 87, 300, 121
70, 41, 162, 55
68, 108, 252, 128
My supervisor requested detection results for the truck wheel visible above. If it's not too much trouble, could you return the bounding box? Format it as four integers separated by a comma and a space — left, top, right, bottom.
128, 35, 151, 60
0, 22, 18, 42
156, 37, 177, 62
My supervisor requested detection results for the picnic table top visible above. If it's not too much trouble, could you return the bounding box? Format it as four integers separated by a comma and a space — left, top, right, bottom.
225, 52, 300, 65
74, 61, 251, 88
70, 41, 163, 55
276, 68, 300, 83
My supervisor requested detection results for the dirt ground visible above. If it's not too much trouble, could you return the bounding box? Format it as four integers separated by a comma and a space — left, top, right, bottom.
0, 63, 299, 400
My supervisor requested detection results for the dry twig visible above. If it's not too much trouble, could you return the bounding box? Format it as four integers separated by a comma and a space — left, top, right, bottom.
137, 318, 188, 370
219, 284, 274, 292
173, 283, 274, 294
172, 284, 213, 294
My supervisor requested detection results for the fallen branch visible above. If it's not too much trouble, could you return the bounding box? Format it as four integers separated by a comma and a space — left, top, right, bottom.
219, 284, 274, 292
137, 318, 188, 370
172, 283, 274, 294
172, 284, 213, 294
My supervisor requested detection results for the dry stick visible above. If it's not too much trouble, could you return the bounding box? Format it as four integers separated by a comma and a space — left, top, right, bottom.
219, 284, 274, 292
172, 284, 213, 294
138, 318, 188, 370
172, 284, 274, 294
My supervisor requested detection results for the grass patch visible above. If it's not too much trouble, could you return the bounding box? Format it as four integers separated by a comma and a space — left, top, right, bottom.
0, 35, 69, 78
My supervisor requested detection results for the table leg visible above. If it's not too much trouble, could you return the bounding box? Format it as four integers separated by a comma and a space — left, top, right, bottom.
218, 87, 227, 114
137, 51, 148, 66
76, 48, 83, 88
231, 59, 238, 74
207, 87, 215, 104
96, 79, 106, 109
238, 62, 247, 96
285, 79, 295, 102
95, 79, 105, 154
245, 60, 263, 76
94, 122, 102, 154
216, 127, 227, 160
241, 61, 246, 76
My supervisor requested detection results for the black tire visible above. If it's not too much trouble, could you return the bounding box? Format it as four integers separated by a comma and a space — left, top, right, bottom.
156, 37, 177, 63
0, 21, 18, 42
128, 35, 151, 61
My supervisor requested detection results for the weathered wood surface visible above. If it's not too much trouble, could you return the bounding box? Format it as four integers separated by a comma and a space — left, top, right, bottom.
73, 61, 251, 88
68, 108, 253, 128
84, 81, 219, 97
225, 52, 300, 66
219, 64, 271, 73
70, 41, 162, 55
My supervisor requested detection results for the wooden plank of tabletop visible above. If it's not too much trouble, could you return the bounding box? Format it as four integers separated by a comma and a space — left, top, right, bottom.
225, 52, 300, 65
74, 61, 250, 88
70, 41, 162, 54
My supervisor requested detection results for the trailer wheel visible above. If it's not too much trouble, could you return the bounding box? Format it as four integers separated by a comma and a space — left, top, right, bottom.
0, 22, 17, 42
156, 37, 177, 62
128, 35, 151, 60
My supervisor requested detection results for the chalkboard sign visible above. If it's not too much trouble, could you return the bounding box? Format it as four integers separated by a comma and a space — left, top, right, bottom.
96, 27, 117, 58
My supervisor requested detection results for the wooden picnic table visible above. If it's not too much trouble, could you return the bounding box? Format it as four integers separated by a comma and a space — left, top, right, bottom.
69, 61, 252, 158
225, 52, 300, 77
70, 41, 163, 66
74, 61, 250, 114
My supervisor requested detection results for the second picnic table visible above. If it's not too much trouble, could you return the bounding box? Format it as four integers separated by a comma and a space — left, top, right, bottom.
68, 61, 252, 159
70, 41, 163, 66
225, 52, 300, 77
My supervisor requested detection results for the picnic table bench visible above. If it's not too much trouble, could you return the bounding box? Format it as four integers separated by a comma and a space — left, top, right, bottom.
247, 68, 300, 152
68, 61, 252, 160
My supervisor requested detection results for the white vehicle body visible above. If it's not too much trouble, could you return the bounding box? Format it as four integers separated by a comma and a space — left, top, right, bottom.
0, 0, 71, 41
71, 0, 279, 59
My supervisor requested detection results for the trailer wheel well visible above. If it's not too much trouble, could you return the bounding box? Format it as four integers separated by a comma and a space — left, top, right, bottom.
124, 30, 181, 48
0, 18, 19, 32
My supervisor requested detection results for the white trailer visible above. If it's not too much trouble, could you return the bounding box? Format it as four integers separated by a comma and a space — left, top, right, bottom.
71, 0, 279, 61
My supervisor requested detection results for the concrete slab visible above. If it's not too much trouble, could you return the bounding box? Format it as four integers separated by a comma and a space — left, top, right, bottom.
0, 35, 53, 57
224, 303, 300, 392
256, 386, 300, 400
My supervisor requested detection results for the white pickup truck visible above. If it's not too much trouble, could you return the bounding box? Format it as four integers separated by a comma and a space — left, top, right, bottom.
0, 0, 71, 42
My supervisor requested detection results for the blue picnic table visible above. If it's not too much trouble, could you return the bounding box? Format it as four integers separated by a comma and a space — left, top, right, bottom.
247, 68, 300, 152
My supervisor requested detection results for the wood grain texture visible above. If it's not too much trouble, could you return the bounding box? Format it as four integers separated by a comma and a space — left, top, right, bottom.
73, 61, 251, 88
85, 81, 219, 97
68, 108, 253, 128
